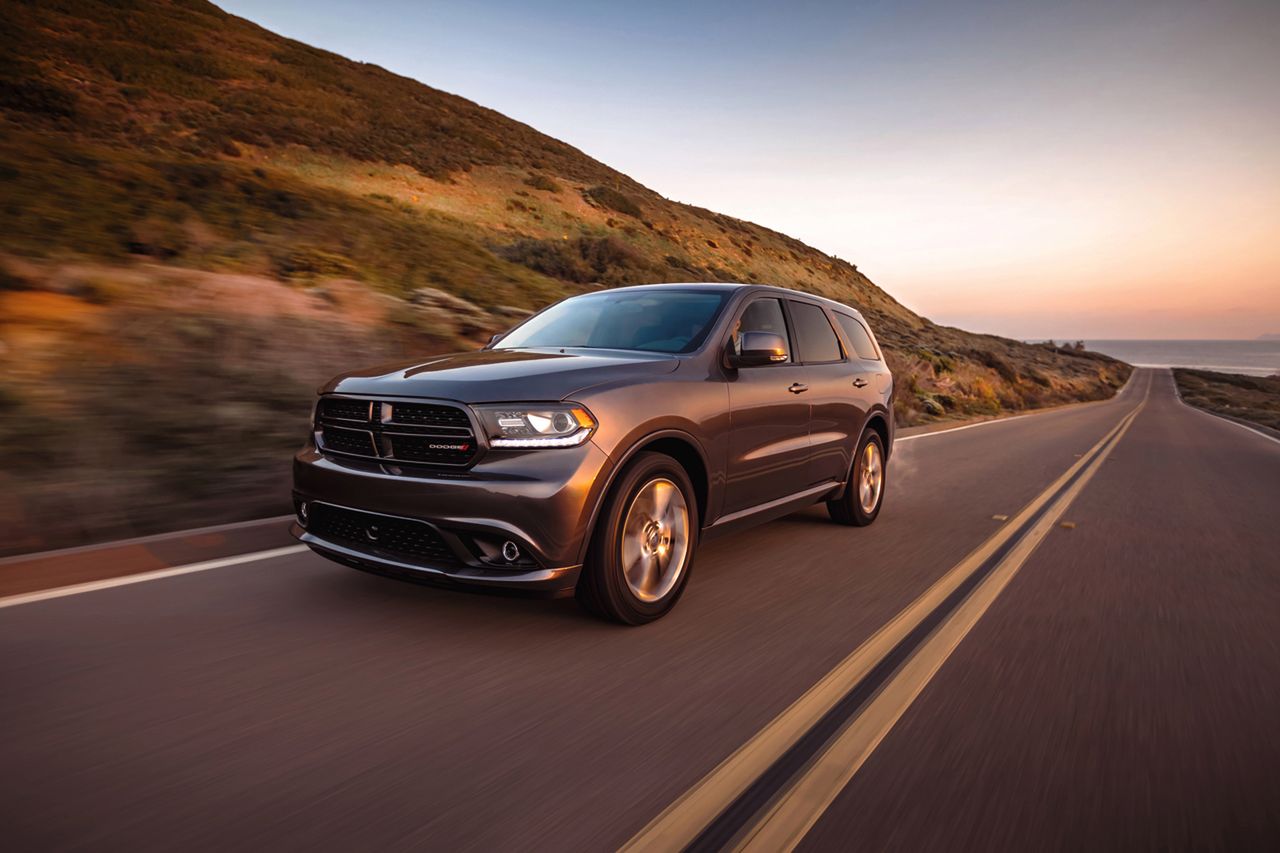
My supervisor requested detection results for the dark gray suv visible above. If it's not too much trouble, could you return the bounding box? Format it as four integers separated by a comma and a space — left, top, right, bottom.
292, 283, 893, 623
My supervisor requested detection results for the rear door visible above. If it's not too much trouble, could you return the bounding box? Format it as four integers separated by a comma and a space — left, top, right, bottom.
787, 300, 865, 486
833, 311, 892, 418
724, 297, 812, 515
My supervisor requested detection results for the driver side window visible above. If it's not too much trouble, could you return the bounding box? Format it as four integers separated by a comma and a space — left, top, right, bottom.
731, 298, 792, 363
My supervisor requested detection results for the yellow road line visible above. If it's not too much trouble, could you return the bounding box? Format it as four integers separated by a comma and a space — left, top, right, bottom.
622, 400, 1146, 852
734, 402, 1144, 851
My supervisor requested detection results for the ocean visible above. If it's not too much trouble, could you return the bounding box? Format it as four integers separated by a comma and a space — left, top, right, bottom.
1079, 340, 1280, 377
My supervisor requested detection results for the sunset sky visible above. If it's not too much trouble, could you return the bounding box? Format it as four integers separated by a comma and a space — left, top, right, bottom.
222, 0, 1280, 340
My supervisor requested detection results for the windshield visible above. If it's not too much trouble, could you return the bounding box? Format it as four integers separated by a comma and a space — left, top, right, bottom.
495, 289, 729, 354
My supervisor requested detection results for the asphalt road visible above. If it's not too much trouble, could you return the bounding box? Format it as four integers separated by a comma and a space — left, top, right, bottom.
3, 368, 1278, 851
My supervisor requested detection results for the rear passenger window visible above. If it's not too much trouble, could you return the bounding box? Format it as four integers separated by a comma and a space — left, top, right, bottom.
788, 302, 843, 363
835, 314, 880, 361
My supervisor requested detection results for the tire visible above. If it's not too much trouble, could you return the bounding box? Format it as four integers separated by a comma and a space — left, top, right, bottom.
827, 428, 886, 527
577, 452, 699, 625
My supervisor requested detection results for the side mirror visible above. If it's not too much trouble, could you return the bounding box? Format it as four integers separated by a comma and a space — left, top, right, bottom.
486, 332, 505, 348
730, 331, 789, 367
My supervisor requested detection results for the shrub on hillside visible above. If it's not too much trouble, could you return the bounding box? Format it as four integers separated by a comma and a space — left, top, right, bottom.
584, 185, 643, 218
497, 239, 593, 282
273, 248, 357, 279
0, 78, 77, 118
524, 173, 561, 193
497, 236, 664, 286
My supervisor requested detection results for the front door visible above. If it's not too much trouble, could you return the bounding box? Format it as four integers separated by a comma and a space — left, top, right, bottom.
724, 297, 812, 515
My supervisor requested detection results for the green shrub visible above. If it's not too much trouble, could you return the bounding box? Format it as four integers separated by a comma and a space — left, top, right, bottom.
523, 173, 561, 193
497, 235, 665, 285
584, 185, 643, 218
919, 395, 945, 417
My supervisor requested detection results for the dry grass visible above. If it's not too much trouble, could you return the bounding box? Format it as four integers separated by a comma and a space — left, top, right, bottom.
1173, 369, 1280, 432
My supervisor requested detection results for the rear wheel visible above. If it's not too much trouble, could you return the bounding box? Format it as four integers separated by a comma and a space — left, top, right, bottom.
577, 452, 698, 625
827, 428, 886, 526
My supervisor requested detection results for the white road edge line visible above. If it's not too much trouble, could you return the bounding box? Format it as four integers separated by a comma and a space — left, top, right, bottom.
0, 545, 309, 609
1170, 369, 1280, 448
894, 412, 1035, 442
896, 366, 1146, 445
0, 514, 296, 567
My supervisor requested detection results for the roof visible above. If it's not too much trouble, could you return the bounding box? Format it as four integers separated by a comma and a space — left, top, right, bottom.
600, 282, 866, 319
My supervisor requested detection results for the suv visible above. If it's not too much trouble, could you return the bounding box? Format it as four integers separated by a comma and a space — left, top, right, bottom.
292, 283, 893, 623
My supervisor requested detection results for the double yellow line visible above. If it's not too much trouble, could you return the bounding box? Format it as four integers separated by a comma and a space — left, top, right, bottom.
624, 399, 1147, 852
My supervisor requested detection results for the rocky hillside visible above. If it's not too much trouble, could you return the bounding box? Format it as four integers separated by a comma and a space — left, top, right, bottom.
0, 0, 1129, 554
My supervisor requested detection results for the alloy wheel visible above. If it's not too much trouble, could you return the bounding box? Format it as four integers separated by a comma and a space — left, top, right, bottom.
620, 477, 690, 603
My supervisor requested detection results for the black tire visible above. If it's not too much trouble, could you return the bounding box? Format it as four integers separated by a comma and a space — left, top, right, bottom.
576, 452, 699, 625
827, 428, 886, 527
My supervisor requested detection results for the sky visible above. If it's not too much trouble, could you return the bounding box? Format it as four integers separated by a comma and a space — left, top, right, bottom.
220, 0, 1280, 340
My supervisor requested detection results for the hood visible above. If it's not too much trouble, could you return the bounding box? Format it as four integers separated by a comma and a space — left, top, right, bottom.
323, 347, 680, 402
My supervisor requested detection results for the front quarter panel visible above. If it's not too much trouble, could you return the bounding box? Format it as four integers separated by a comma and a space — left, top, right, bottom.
577, 359, 730, 527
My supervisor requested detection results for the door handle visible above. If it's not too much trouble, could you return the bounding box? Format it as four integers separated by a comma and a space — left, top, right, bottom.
788, 383, 809, 394
852, 377, 869, 388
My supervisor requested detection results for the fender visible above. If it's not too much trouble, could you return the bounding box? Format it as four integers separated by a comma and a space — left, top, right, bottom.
574, 427, 713, 566
828, 406, 894, 501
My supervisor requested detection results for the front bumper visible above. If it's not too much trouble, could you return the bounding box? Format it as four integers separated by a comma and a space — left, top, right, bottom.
291, 440, 613, 594
293, 521, 581, 595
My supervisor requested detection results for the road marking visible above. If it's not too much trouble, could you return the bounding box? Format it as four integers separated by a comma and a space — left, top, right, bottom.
894, 412, 1036, 442
623, 401, 1145, 852
1168, 366, 1280, 447
1177, 395, 1280, 447
734, 404, 1141, 851
0, 515, 295, 567
0, 545, 308, 609
895, 369, 1141, 444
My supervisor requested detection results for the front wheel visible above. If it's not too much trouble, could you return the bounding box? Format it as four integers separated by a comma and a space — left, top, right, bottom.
827, 428, 886, 526
577, 452, 698, 625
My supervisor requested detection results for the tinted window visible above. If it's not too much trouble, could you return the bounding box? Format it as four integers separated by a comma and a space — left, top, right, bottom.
731, 298, 791, 363
788, 302, 843, 363
496, 290, 728, 353
835, 313, 880, 360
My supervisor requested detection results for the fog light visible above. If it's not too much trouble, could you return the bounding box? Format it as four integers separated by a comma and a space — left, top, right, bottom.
501, 541, 520, 562
298, 502, 309, 527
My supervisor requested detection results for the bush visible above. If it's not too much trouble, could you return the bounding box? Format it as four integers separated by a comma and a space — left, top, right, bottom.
0, 79, 77, 117
523, 173, 561, 193
497, 238, 593, 282
497, 235, 662, 285
273, 248, 356, 278
919, 395, 945, 417
584, 185, 643, 218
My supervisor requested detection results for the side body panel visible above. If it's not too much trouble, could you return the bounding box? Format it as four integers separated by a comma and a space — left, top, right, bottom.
723, 364, 814, 513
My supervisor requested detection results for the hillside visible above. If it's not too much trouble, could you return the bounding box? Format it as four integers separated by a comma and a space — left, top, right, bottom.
0, 0, 1129, 554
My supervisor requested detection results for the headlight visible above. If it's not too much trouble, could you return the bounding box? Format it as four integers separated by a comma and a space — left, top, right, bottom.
472, 403, 597, 448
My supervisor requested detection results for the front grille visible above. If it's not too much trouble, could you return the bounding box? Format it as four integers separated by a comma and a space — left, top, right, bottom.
315, 396, 478, 467
320, 425, 377, 456
307, 503, 459, 567
319, 398, 372, 422
387, 402, 472, 429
